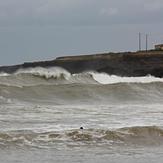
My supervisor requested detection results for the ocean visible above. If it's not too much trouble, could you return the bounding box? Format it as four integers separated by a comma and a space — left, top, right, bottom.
0, 67, 163, 163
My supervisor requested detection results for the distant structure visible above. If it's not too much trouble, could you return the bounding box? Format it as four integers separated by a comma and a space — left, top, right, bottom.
146, 34, 148, 51
139, 32, 141, 51
155, 44, 163, 50
138, 33, 148, 51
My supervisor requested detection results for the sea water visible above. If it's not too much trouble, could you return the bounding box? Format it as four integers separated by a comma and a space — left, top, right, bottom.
0, 67, 163, 163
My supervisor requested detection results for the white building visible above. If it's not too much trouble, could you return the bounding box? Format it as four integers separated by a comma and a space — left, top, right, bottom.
155, 44, 163, 50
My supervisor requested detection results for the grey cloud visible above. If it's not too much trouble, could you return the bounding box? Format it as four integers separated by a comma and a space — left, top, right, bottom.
0, 0, 163, 26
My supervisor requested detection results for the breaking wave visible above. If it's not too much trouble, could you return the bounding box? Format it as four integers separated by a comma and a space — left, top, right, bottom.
0, 67, 163, 87
91, 72, 163, 84
0, 67, 163, 104
15, 67, 71, 80
0, 126, 163, 148
0, 67, 97, 87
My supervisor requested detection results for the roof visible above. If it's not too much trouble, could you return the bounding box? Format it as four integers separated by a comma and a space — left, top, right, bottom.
155, 44, 163, 47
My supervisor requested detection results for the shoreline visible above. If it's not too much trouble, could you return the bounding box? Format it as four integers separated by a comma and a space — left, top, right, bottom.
1, 50, 163, 77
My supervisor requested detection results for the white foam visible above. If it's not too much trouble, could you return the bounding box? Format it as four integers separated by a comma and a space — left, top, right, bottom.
90, 72, 163, 84
15, 67, 71, 80
0, 96, 12, 104
0, 73, 9, 77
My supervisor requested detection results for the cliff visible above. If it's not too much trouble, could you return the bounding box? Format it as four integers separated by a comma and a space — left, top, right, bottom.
1, 50, 163, 77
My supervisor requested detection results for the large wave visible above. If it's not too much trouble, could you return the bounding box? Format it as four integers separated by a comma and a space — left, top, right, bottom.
1, 67, 163, 86
0, 67, 97, 87
1, 67, 163, 104
15, 67, 71, 80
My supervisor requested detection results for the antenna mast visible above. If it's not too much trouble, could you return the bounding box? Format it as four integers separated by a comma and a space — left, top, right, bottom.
139, 32, 141, 51
146, 34, 148, 51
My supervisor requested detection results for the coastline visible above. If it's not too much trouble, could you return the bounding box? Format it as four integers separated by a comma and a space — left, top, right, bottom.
1, 50, 163, 77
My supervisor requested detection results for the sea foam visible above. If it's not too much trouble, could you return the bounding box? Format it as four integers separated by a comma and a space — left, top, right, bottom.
90, 72, 163, 84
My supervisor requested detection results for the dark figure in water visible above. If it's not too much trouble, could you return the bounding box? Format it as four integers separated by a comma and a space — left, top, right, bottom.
80, 127, 84, 130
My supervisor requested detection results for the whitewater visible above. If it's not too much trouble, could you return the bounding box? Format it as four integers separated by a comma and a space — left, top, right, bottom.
1, 67, 163, 163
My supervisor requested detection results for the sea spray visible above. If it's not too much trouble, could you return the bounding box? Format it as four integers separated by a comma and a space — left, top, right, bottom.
15, 67, 71, 80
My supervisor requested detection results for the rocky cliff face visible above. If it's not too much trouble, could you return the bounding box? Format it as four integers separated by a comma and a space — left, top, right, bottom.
1, 51, 163, 77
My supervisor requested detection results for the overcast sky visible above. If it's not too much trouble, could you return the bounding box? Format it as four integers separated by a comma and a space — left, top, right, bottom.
0, 0, 163, 65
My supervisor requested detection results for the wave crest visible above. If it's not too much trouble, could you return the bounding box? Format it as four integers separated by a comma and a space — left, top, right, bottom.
1, 67, 163, 87
91, 72, 163, 84
15, 67, 71, 80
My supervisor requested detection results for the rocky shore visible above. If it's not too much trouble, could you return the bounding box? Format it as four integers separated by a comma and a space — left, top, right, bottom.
1, 50, 163, 77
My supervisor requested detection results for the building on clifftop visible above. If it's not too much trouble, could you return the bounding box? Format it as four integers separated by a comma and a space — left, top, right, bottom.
155, 44, 163, 50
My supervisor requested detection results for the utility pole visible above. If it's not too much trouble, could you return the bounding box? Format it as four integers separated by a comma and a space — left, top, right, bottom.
139, 32, 141, 51
146, 34, 148, 51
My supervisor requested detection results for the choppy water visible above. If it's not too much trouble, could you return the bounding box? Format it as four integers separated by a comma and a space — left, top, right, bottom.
0, 67, 163, 163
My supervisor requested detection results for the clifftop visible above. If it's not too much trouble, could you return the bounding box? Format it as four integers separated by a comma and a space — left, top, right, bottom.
1, 50, 163, 77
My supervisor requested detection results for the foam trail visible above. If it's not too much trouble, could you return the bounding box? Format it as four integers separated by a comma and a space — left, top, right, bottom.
91, 72, 163, 84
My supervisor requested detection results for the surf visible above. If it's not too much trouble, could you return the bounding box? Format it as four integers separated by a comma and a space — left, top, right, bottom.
1, 67, 163, 86
0, 66, 163, 105
0, 126, 163, 148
